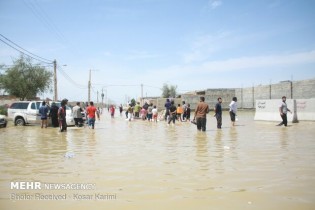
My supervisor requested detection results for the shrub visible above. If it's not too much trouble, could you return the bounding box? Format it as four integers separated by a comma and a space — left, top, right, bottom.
0, 105, 8, 116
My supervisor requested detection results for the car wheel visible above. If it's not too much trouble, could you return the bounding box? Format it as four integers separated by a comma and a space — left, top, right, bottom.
15, 118, 25, 126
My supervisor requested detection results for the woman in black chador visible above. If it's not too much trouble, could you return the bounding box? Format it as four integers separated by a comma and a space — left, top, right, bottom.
49, 102, 59, 127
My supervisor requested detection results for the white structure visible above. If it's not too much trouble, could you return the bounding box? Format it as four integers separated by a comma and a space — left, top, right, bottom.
254, 99, 315, 122
295, 99, 315, 121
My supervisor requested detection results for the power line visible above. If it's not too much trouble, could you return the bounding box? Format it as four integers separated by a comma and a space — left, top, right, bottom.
0, 36, 52, 64
0, 34, 53, 63
142, 84, 162, 90
22, 0, 87, 63
57, 65, 87, 89
91, 86, 98, 94
92, 83, 141, 87
32, 0, 67, 41
23, 0, 66, 45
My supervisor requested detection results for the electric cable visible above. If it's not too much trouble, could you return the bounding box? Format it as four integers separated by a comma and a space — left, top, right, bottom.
0, 36, 52, 64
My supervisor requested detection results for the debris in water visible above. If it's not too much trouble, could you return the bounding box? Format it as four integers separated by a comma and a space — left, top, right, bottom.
64, 152, 75, 158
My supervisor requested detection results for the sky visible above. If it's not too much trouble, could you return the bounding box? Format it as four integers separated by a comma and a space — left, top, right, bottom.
0, 0, 315, 104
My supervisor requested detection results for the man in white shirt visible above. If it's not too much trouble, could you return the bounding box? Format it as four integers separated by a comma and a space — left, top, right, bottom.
277, 96, 292, 127
229, 97, 238, 126
73, 102, 83, 127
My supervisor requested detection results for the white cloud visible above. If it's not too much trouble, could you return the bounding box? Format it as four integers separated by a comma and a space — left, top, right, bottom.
200, 50, 315, 72
209, 0, 222, 9
146, 50, 315, 82
182, 29, 291, 64
183, 31, 232, 63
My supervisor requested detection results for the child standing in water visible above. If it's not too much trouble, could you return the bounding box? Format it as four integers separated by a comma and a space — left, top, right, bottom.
110, 105, 115, 118
140, 107, 147, 120
127, 103, 134, 121
147, 103, 153, 122
176, 104, 183, 121
152, 105, 158, 123
119, 104, 123, 116
186, 104, 191, 122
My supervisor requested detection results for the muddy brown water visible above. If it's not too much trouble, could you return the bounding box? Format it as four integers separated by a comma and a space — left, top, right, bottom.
0, 111, 315, 210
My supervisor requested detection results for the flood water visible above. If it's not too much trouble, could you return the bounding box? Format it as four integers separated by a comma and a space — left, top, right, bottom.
0, 111, 315, 210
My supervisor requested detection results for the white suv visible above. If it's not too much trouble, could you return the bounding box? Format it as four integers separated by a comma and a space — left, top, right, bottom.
8, 101, 75, 126
7, 101, 41, 125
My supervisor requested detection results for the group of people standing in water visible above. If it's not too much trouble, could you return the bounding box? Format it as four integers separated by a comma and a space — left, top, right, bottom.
120, 97, 239, 132
162, 97, 238, 131
38, 95, 290, 133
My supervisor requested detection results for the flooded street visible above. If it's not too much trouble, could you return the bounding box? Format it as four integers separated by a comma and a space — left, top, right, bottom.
1, 111, 315, 210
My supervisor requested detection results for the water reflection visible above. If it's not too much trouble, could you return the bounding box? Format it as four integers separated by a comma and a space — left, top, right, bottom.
228, 127, 238, 141
213, 130, 225, 175
279, 127, 289, 150
194, 132, 209, 172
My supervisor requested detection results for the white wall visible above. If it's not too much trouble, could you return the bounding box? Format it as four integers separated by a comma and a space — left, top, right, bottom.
296, 99, 315, 121
255, 99, 315, 122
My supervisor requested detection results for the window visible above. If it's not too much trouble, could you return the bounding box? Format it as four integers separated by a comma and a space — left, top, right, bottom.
31, 103, 36, 110
18, 103, 29, 109
10, 103, 20, 109
36, 102, 41, 110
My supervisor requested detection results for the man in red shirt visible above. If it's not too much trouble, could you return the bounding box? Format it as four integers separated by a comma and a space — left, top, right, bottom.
86, 101, 98, 129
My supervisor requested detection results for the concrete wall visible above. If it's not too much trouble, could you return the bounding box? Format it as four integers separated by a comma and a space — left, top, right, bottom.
180, 78, 315, 111
182, 89, 235, 110
271, 82, 292, 99
235, 87, 254, 109
254, 99, 315, 121
254, 99, 295, 122
236, 79, 315, 109
296, 99, 315, 121
181, 94, 200, 110
205, 89, 235, 110
293, 79, 315, 99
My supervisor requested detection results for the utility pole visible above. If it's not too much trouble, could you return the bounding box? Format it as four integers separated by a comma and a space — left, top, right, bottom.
252, 83, 255, 109
141, 84, 143, 106
97, 90, 99, 105
291, 75, 293, 99
88, 69, 91, 102
105, 88, 107, 108
53, 60, 57, 101
101, 88, 104, 108
241, 84, 243, 109
269, 79, 272, 99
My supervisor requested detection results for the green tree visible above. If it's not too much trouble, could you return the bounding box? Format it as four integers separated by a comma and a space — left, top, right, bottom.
162, 83, 177, 98
0, 55, 53, 100
0, 64, 4, 92
169, 85, 177, 98
130, 98, 136, 107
